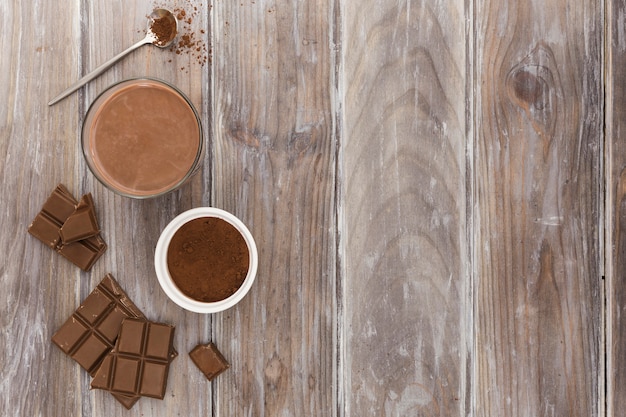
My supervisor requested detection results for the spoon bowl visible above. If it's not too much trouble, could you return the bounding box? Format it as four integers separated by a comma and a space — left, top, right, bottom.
148, 8, 178, 48
48, 8, 178, 105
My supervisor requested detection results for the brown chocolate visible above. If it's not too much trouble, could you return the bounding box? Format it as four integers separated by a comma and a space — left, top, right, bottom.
189, 342, 229, 381
91, 318, 175, 399
51, 274, 147, 374
52, 274, 146, 409
28, 184, 107, 271
51, 274, 178, 409
57, 234, 107, 272
166, 217, 249, 302
28, 184, 77, 248
112, 346, 180, 409
112, 393, 140, 410
59, 193, 100, 244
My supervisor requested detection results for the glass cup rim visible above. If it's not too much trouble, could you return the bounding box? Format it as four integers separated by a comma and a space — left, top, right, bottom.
154, 207, 259, 314
81, 77, 203, 199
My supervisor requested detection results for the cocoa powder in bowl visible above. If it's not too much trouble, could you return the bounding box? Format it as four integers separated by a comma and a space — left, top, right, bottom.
166, 217, 250, 302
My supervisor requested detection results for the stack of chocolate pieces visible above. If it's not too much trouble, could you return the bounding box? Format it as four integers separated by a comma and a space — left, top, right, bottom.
52, 274, 177, 409
28, 184, 106, 271
91, 318, 175, 399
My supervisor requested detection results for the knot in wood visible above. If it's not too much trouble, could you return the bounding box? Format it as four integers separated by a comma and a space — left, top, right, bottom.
289, 132, 313, 154
508, 68, 549, 110
264, 355, 284, 390
230, 126, 262, 149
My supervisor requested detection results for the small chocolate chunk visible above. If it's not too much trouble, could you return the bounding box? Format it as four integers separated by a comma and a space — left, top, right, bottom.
59, 193, 100, 244
189, 342, 229, 381
111, 393, 140, 410
91, 318, 175, 399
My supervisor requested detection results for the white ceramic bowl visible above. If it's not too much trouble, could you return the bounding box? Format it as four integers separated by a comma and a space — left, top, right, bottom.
154, 207, 258, 313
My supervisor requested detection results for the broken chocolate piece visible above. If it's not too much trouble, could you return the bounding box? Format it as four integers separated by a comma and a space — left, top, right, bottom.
189, 342, 229, 381
57, 233, 107, 272
59, 193, 100, 244
111, 393, 140, 410
51, 274, 147, 374
28, 184, 107, 271
110, 345, 179, 409
51, 274, 178, 409
91, 318, 175, 399
28, 184, 77, 248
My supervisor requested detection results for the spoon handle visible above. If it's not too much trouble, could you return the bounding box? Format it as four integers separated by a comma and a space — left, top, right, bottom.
48, 37, 153, 106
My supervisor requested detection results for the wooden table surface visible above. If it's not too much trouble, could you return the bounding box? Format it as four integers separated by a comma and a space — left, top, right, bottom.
2, 0, 625, 415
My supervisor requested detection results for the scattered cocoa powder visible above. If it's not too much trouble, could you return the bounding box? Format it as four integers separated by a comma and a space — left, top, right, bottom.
153, 1, 211, 70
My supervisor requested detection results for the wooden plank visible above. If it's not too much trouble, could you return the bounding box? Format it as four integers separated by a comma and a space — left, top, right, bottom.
608, 0, 626, 415
473, 1, 603, 415
342, 0, 469, 415
0, 0, 85, 416
210, 0, 338, 415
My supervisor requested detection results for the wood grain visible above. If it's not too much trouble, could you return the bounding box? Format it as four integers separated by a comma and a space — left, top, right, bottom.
342, 0, 469, 415
608, 0, 626, 415
0, 0, 85, 415
473, 0, 603, 415
0, 0, 615, 415
211, 0, 338, 415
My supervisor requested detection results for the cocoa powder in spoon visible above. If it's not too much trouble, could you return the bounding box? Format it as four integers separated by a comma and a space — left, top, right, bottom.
151, 14, 176, 46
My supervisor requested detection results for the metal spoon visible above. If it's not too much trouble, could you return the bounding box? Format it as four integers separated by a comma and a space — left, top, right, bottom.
48, 8, 178, 106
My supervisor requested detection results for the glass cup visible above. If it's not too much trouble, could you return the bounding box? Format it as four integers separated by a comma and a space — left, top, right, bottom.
82, 78, 203, 198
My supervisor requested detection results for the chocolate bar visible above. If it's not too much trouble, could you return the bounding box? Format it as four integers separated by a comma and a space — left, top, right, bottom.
52, 274, 178, 409
57, 234, 107, 272
112, 345, 179, 409
51, 274, 147, 374
59, 193, 100, 244
28, 184, 77, 248
91, 318, 175, 399
189, 342, 229, 381
51, 274, 147, 409
28, 184, 107, 271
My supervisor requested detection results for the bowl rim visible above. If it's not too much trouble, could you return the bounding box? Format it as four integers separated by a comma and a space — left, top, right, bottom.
154, 207, 258, 313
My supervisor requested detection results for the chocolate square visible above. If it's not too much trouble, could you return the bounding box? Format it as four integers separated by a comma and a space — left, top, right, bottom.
139, 361, 169, 397
189, 342, 230, 381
